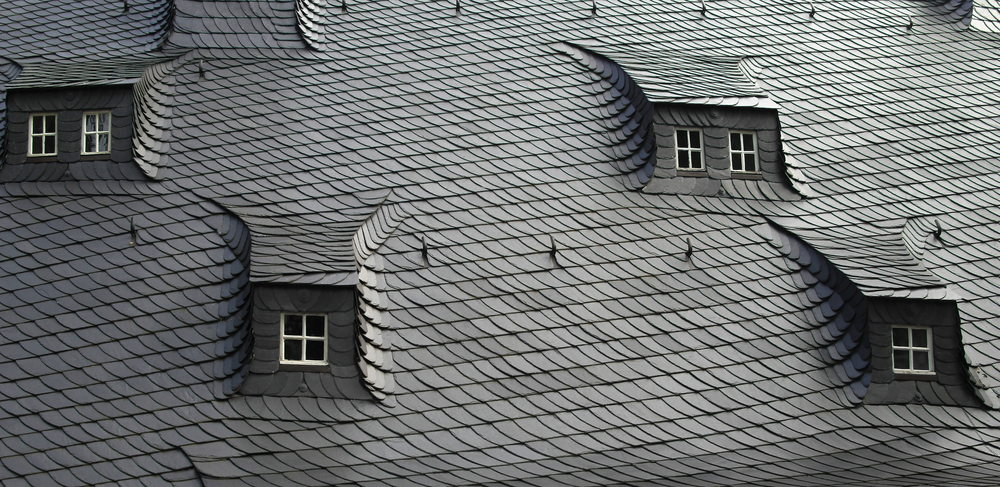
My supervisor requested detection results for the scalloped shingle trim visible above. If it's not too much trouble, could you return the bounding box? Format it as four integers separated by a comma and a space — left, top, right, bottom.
132, 57, 184, 179
210, 210, 254, 397
758, 222, 871, 403
0, 59, 22, 167
557, 43, 657, 189
352, 199, 409, 403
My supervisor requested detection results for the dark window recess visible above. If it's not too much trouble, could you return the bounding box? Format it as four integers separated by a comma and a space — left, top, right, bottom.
730, 131, 757, 172
891, 326, 932, 373
82, 112, 111, 154
865, 298, 980, 407
30, 114, 57, 155
2, 86, 141, 182
239, 285, 370, 399
676, 128, 703, 170
281, 313, 328, 364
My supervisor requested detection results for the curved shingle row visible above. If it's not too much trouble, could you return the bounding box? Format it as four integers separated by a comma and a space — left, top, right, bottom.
970, 0, 1000, 31
759, 222, 871, 403
5, 0, 1000, 484
212, 210, 254, 397
132, 57, 186, 179
0, 0, 173, 62
167, 0, 306, 50
0, 182, 250, 485
558, 44, 658, 189
353, 200, 407, 402
0, 59, 20, 167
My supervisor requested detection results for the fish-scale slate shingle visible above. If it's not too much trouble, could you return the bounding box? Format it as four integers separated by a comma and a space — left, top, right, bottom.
0, 59, 20, 166
133, 56, 186, 179
6, 0, 1000, 485
166, 0, 307, 51
559, 44, 657, 189
758, 223, 870, 403
0, 182, 250, 485
0, 0, 173, 63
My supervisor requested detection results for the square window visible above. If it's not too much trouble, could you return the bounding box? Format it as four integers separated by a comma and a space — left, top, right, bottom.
730, 131, 758, 172
82, 112, 111, 155
280, 313, 328, 365
29, 113, 57, 156
676, 128, 703, 170
891, 326, 933, 373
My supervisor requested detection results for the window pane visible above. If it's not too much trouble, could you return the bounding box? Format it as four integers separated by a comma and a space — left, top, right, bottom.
98, 113, 110, 131
911, 328, 928, 348
913, 351, 930, 370
691, 151, 702, 169
306, 340, 325, 361
677, 130, 689, 148
745, 153, 756, 172
690, 131, 700, 149
893, 349, 910, 370
306, 315, 325, 337
44, 115, 55, 132
892, 327, 909, 346
284, 339, 303, 361
33, 116, 44, 133
86, 114, 96, 132
732, 154, 742, 172
85, 134, 96, 153
44, 135, 55, 154
284, 314, 303, 336
743, 133, 754, 150
32, 137, 42, 154
730, 132, 740, 151
98, 133, 109, 152
678, 151, 689, 168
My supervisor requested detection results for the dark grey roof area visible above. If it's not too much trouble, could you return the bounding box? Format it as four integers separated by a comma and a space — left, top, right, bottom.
0, 0, 172, 62
5, 0, 1000, 485
6, 55, 180, 90
0, 59, 20, 164
166, 0, 307, 50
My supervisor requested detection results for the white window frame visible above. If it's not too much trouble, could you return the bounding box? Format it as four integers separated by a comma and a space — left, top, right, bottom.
891, 326, 934, 374
675, 127, 704, 170
29, 113, 58, 157
82, 111, 112, 155
730, 130, 759, 172
279, 312, 328, 365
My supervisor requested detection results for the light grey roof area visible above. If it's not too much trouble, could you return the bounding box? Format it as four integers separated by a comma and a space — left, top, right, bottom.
5, 0, 1000, 485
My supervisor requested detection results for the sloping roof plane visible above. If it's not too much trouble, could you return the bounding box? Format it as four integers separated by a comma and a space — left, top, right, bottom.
5, 0, 1000, 485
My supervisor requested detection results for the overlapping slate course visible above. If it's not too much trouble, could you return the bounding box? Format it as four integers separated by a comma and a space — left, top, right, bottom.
0, 59, 19, 166
0, 0, 172, 62
559, 44, 657, 188
167, 0, 307, 51
5, 0, 1000, 485
0, 181, 250, 485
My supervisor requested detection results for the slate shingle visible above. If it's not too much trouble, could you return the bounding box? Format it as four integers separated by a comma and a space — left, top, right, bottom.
6, 0, 1000, 485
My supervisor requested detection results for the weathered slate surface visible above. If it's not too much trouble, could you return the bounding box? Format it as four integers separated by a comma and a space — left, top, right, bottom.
4, 0, 1000, 485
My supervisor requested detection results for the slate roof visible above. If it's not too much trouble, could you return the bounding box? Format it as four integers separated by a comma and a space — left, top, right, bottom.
5, 0, 1000, 485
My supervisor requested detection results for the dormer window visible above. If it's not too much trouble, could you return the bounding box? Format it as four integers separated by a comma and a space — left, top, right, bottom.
676, 128, 703, 170
29, 113, 57, 156
4, 87, 135, 182
238, 285, 370, 399
730, 131, 758, 172
648, 104, 801, 198
865, 298, 979, 407
82, 111, 111, 155
892, 326, 933, 374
